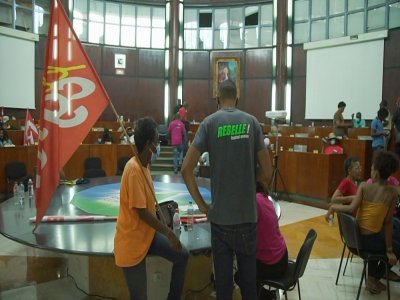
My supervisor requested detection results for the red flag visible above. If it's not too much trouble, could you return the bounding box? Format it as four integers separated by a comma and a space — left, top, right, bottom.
24, 110, 38, 145
35, 0, 110, 230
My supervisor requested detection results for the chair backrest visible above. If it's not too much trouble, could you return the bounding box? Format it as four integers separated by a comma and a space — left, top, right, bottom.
116, 156, 130, 175
84, 157, 102, 170
294, 229, 317, 280
337, 212, 363, 254
5, 162, 27, 180
83, 169, 106, 178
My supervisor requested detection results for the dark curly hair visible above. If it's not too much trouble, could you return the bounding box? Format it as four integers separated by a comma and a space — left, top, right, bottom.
134, 117, 158, 154
373, 150, 399, 180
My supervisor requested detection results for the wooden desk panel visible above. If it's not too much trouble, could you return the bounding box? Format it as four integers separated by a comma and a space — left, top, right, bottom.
63, 145, 91, 179
6, 130, 24, 145
83, 131, 123, 144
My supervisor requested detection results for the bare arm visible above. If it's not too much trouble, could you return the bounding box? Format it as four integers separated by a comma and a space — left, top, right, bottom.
331, 189, 355, 204
137, 208, 182, 251
257, 148, 273, 186
181, 146, 210, 214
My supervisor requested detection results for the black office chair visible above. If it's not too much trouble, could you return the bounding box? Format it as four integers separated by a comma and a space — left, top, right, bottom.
83, 157, 106, 178
335, 213, 355, 285
337, 212, 390, 300
116, 156, 130, 175
257, 229, 317, 300
5, 161, 28, 197
158, 124, 168, 145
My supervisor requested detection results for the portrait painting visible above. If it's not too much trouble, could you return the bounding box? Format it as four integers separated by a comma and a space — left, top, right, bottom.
213, 57, 240, 98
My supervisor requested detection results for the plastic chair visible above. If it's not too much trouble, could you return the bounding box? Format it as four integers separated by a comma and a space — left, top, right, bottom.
257, 229, 317, 300
116, 156, 130, 175
337, 212, 390, 300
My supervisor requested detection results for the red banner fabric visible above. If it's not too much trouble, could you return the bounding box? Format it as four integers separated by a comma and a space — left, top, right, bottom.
24, 109, 38, 145
34, 0, 110, 230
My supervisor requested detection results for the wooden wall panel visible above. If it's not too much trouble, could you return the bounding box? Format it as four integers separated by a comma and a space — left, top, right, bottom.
35, 37, 46, 71
138, 49, 164, 78
383, 69, 400, 111
83, 44, 102, 74
135, 79, 164, 123
245, 49, 273, 78
384, 28, 400, 68
292, 45, 306, 77
291, 77, 306, 125
183, 80, 211, 121
183, 51, 210, 78
244, 79, 272, 122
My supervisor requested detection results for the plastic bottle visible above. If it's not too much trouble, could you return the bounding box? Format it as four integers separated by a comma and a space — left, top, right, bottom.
13, 181, 19, 205
328, 214, 334, 226
18, 182, 25, 205
28, 178, 34, 203
187, 201, 194, 231
173, 208, 181, 236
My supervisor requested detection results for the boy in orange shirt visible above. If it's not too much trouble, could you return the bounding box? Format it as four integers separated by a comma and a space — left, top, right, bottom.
114, 117, 188, 300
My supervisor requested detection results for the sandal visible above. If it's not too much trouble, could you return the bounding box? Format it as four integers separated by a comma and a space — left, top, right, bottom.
365, 278, 386, 294
382, 270, 400, 282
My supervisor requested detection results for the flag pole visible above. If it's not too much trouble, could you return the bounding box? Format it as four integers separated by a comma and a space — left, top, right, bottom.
107, 100, 168, 227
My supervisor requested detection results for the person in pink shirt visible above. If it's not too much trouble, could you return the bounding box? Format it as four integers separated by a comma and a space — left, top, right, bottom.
168, 114, 186, 174
255, 168, 288, 281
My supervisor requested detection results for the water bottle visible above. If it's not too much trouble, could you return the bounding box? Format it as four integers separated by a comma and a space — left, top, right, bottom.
187, 201, 194, 231
328, 214, 334, 227
173, 208, 181, 236
18, 182, 25, 205
13, 181, 19, 205
28, 178, 34, 203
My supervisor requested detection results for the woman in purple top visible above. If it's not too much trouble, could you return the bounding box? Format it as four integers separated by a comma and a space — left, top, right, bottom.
256, 169, 288, 280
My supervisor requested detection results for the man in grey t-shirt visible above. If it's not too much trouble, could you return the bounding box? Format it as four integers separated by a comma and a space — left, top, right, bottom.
181, 80, 272, 299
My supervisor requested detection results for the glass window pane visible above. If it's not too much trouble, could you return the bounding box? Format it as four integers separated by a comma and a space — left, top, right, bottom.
329, 0, 345, 15
35, 0, 50, 13
121, 4, 135, 26
137, 27, 151, 47
294, 22, 309, 43
74, 0, 88, 20
152, 7, 165, 28
230, 8, 243, 27
229, 28, 243, 48
105, 24, 119, 45
214, 29, 228, 49
389, 2, 400, 29
311, 19, 326, 41
311, 0, 326, 19
199, 28, 212, 49
215, 9, 228, 29
16, 8, 33, 32
89, 0, 104, 22
245, 6, 258, 26
137, 6, 151, 27
0, 3, 13, 26
16, 0, 31, 9
245, 27, 258, 48
348, 12, 364, 35
121, 25, 135, 47
260, 26, 273, 47
89, 21, 104, 43
367, 6, 385, 31
329, 15, 344, 38
294, 0, 309, 22
348, 0, 364, 11
105, 2, 120, 24
184, 29, 197, 49
368, 0, 385, 7
74, 19, 88, 41
261, 4, 273, 26
184, 9, 197, 29
151, 28, 165, 48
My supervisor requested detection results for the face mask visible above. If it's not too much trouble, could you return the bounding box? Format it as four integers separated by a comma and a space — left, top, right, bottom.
330, 139, 336, 145
151, 144, 161, 162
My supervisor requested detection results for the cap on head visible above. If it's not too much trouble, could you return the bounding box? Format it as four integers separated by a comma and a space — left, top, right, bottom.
328, 132, 337, 140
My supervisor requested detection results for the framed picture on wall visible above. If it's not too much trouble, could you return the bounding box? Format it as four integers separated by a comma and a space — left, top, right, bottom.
213, 57, 240, 98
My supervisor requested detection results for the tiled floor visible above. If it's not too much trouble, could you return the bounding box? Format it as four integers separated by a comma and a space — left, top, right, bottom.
1, 200, 400, 299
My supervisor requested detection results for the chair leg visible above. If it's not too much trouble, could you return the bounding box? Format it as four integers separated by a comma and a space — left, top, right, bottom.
343, 250, 351, 276
385, 262, 390, 300
336, 243, 346, 285
356, 261, 367, 300
297, 280, 301, 300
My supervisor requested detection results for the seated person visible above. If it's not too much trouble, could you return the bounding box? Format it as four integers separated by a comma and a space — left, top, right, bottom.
0, 128, 14, 147
97, 128, 113, 144
255, 167, 288, 281
353, 112, 366, 128
120, 126, 135, 144
323, 133, 343, 154
331, 156, 361, 204
326, 151, 400, 292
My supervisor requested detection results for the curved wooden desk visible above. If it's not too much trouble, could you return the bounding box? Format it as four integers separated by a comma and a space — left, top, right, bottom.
0, 175, 212, 256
